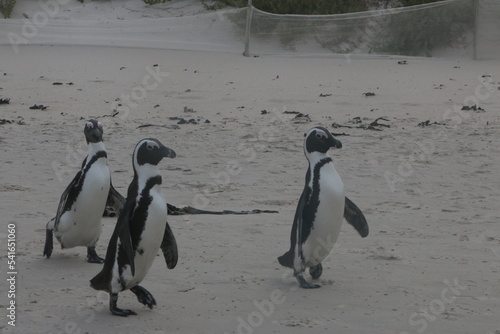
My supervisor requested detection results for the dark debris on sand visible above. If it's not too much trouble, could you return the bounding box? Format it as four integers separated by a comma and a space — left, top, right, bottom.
169, 116, 211, 125
417, 120, 445, 127
166, 204, 278, 215
332, 117, 390, 131
102, 111, 120, 118
292, 113, 311, 123
104, 203, 278, 217
137, 124, 180, 130
281, 110, 311, 123
177, 118, 199, 125
137, 117, 211, 129
29, 104, 48, 110
462, 105, 485, 112
183, 106, 197, 113
0, 118, 25, 125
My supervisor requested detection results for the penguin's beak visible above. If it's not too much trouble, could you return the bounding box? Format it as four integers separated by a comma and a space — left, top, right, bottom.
161, 146, 176, 159
329, 136, 342, 149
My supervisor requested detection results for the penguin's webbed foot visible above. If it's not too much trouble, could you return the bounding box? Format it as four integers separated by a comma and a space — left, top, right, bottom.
43, 229, 53, 258
309, 263, 323, 280
111, 307, 137, 317
87, 246, 105, 263
110, 293, 137, 317
296, 272, 321, 289
109, 306, 137, 317
131, 285, 157, 309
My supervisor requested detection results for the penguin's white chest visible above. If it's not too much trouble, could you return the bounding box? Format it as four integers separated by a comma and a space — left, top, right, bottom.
57, 158, 110, 248
302, 163, 345, 266
127, 186, 168, 288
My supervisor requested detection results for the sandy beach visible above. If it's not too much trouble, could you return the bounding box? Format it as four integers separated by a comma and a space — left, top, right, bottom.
1, 1, 500, 334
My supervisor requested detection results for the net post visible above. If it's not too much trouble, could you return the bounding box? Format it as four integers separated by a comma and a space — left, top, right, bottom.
473, 0, 479, 60
243, 0, 253, 57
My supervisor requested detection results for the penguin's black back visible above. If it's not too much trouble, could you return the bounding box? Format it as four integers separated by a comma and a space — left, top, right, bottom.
90, 174, 139, 292
278, 167, 312, 268
300, 157, 332, 243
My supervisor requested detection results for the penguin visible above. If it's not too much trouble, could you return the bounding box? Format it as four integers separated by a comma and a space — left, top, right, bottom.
90, 138, 178, 317
278, 126, 369, 289
43, 119, 122, 263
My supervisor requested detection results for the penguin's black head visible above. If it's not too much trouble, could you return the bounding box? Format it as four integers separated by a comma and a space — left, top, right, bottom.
134, 138, 176, 169
304, 126, 342, 155
84, 120, 104, 144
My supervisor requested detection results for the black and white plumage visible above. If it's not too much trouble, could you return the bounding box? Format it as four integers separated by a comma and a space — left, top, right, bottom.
278, 126, 369, 289
43, 120, 121, 263
90, 138, 178, 317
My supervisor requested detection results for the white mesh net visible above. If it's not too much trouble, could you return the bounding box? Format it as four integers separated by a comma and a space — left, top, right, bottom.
244, 0, 478, 57
475, 0, 500, 60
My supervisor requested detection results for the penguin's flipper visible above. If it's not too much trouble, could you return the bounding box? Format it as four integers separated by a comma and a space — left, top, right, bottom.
277, 250, 294, 268
54, 170, 83, 229
344, 196, 369, 238
117, 202, 136, 276
278, 185, 311, 268
90, 196, 134, 292
43, 224, 54, 258
161, 222, 178, 269
105, 182, 125, 217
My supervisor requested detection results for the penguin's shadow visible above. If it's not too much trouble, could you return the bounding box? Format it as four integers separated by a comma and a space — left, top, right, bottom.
45, 255, 87, 264
38, 253, 102, 272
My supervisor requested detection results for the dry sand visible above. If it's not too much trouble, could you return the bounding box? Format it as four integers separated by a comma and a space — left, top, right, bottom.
1, 3, 500, 334
1, 45, 499, 334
